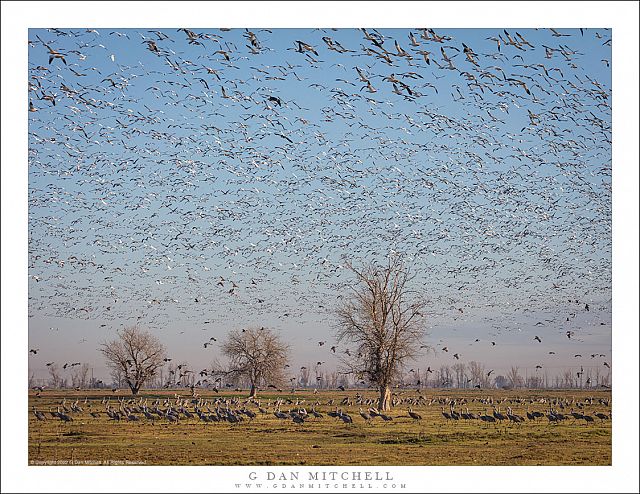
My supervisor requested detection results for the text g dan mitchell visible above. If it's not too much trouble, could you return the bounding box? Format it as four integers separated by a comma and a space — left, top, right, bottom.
249, 471, 395, 481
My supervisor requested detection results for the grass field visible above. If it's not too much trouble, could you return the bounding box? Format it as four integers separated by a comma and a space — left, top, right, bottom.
28, 388, 611, 466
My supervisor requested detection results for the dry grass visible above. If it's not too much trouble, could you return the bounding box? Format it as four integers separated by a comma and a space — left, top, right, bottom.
28, 388, 611, 466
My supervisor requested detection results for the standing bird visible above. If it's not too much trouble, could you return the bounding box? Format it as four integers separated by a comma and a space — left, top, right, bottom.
408, 407, 422, 421
493, 407, 507, 423
359, 407, 372, 424
479, 410, 496, 425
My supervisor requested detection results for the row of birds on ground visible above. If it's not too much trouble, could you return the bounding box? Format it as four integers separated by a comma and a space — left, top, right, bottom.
28, 27, 611, 365
32, 392, 611, 427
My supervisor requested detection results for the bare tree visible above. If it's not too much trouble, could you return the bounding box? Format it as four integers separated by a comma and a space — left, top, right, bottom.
218, 327, 289, 398
70, 363, 90, 389
468, 360, 489, 388
562, 369, 574, 388
328, 371, 339, 389
110, 366, 125, 389
507, 366, 522, 388
452, 362, 467, 388
494, 375, 508, 389
100, 326, 166, 395
438, 365, 453, 388
299, 366, 310, 387
48, 363, 62, 388
336, 258, 428, 411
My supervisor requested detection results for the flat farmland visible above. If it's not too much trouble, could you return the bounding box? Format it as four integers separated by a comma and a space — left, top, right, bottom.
28, 388, 611, 466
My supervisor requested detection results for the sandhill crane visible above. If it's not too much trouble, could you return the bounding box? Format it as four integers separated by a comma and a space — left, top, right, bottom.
526, 407, 536, 421
493, 407, 507, 423
532, 410, 545, 420
291, 413, 305, 425
546, 409, 559, 425
479, 410, 496, 425
553, 410, 567, 422
441, 407, 452, 421
338, 410, 353, 424
226, 410, 241, 424
274, 409, 289, 420
57, 408, 73, 422
594, 411, 609, 421
506, 407, 523, 424
33, 407, 47, 421
408, 407, 422, 421
582, 413, 594, 424
569, 409, 584, 421
359, 407, 372, 424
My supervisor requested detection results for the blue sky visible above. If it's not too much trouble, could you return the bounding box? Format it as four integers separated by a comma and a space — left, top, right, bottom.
26, 27, 612, 383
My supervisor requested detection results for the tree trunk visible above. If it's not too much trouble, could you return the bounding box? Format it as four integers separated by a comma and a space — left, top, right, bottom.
249, 383, 257, 398
378, 385, 392, 411
130, 384, 140, 395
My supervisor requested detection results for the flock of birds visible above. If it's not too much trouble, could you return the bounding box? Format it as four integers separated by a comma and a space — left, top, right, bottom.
28, 27, 611, 377
32, 391, 610, 429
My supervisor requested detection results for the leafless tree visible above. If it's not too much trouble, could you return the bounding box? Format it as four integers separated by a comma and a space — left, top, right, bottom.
452, 362, 467, 388
299, 365, 310, 387
507, 366, 522, 388
526, 373, 543, 389
602, 371, 611, 388
110, 366, 125, 388
48, 363, 62, 388
175, 361, 193, 387
562, 369, 574, 388
335, 257, 428, 410
494, 375, 509, 389
100, 326, 167, 395
70, 363, 90, 389
468, 360, 489, 388
437, 365, 453, 388
328, 371, 339, 389
217, 327, 289, 398
166, 362, 178, 387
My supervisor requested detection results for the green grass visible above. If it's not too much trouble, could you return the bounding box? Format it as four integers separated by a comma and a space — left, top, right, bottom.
28, 388, 611, 466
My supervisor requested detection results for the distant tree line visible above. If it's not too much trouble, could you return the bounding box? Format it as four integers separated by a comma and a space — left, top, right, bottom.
31, 260, 611, 395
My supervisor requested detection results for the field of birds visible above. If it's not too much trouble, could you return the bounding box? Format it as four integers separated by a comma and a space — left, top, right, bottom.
29, 388, 611, 466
